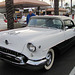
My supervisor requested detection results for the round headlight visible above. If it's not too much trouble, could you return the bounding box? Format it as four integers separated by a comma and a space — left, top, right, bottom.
27, 43, 36, 52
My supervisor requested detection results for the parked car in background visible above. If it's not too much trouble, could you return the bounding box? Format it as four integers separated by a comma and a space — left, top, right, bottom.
4, 17, 17, 23
18, 16, 27, 27
0, 13, 7, 31
0, 16, 75, 70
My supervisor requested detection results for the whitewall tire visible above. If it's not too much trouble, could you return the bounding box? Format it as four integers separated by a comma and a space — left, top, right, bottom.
44, 49, 55, 70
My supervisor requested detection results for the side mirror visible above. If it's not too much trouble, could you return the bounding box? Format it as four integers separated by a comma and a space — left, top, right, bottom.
65, 26, 68, 30
65, 26, 68, 29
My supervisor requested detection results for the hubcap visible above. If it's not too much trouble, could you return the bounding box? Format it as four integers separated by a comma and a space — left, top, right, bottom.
46, 52, 52, 66
44, 49, 54, 70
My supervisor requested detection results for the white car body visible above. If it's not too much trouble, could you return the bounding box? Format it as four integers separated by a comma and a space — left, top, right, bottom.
0, 16, 75, 70
0, 13, 7, 31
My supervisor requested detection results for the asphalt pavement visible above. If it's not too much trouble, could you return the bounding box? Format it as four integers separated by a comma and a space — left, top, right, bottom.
0, 46, 75, 75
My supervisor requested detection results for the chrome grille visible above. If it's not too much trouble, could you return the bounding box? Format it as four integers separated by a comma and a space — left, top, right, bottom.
0, 47, 21, 56
0, 47, 28, 64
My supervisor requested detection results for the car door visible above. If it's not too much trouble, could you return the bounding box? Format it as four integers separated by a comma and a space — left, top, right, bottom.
64, 19, 75, 47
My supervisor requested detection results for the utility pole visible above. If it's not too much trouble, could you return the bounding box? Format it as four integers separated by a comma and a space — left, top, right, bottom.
54, 0, 59, 15
5, 0, 14, 30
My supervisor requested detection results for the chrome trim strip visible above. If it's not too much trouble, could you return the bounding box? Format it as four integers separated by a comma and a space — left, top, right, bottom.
0, 51, 16, 58
26, 59, 46, 66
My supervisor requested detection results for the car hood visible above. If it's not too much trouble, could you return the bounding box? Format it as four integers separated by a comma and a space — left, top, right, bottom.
0, 27, 61, 53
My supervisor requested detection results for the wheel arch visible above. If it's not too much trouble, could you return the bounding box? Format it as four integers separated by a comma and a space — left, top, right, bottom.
51, 46, 60, 57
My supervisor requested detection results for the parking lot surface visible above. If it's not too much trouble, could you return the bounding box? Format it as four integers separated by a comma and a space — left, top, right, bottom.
0, 46, 75, 75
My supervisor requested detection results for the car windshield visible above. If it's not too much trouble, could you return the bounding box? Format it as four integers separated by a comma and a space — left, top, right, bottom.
28, 18, 62, 29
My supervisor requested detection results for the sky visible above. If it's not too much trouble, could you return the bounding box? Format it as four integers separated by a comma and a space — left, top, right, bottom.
43, 0, 75, 6
0, 0, 75, 6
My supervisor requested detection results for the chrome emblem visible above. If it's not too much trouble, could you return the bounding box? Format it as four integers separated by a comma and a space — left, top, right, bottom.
5, 40, 9, 45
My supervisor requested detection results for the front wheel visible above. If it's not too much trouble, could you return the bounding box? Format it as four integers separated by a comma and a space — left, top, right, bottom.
44, 49, 55, 70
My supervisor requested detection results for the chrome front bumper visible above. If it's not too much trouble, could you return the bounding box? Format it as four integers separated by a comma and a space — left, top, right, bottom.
0, 47, 46, 70
25, 59, 46, 70
0, 54, 46, 70
27, 59, 46, 66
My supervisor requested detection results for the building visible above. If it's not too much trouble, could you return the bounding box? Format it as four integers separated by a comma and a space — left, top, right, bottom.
46, 8, 67, 15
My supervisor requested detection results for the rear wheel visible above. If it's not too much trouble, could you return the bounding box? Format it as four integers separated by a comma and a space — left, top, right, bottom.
44, 49, 55, 70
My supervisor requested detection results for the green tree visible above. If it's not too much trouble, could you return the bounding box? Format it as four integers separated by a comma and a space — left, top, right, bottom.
65, 7, 70, 9
64, 3, 69, 7
72, 5, 75, 8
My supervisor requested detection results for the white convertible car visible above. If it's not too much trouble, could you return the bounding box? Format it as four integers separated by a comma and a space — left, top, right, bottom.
0, 16, 75, 70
